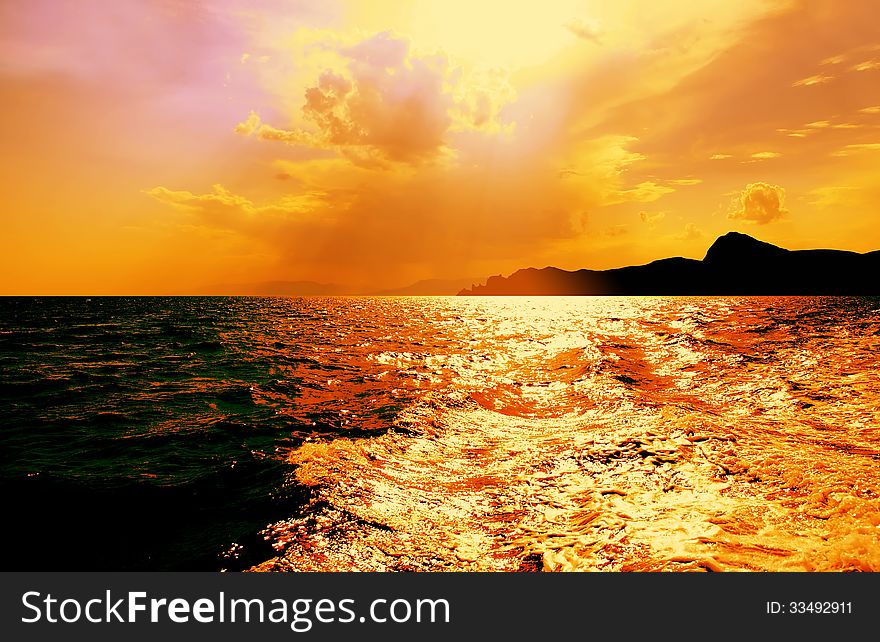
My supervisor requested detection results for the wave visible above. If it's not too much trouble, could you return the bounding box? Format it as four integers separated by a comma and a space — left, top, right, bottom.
256, 386, 880, 572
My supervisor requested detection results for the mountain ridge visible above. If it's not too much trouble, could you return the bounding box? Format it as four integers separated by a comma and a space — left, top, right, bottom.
199, 277, 481, 296
458, 232, 880, 295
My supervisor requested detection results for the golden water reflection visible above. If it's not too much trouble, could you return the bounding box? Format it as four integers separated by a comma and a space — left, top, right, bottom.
252, 296, 880, 572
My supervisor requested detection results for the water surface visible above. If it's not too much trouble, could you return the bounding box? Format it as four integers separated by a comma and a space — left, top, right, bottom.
2, 296, 878, 571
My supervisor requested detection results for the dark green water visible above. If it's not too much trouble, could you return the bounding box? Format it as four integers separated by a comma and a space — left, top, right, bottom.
0, 296, 422, 570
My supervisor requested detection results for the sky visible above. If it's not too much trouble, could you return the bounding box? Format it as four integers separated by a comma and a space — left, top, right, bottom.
1, 0, 879, 294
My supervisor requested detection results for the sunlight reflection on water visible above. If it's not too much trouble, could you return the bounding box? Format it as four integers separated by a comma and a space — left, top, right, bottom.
252, 296, 880, 572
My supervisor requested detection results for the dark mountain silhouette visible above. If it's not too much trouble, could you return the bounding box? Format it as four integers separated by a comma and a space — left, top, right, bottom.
458, 232, 880, 295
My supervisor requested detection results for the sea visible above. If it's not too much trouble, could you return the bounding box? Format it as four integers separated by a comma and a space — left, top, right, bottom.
2, 296, 879, 571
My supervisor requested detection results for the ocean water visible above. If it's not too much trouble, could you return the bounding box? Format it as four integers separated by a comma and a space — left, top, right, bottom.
2, 296, 879, 571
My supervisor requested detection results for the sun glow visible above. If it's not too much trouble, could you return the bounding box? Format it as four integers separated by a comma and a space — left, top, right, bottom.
408, 0, 587, 69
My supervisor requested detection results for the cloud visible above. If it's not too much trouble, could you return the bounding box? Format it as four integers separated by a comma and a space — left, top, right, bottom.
710, 153, 732, 160
145, 184, 253, 222
821, 54, 846, 66
831, 143, 880, 156
143, 184, 335, 229
449, 68, 517, 134
560, 135, 678, 208
676, 223, 703, 241
565, 19, 602, 44
235, 31, 514, 167
807, 186, 859, 209
791, 73, 833, 87
639, 211, 666, 224
145, 142, 606, 287
750, 151, 782, 159
611, 181, 674, 204
668, 178, 702, 186
850, 59, 880, 72
603, 224, 628, 237
859, 105, 880, 114
779, 120, 859, 137
728, 182, 788, 224
776, 128, 811, 138
234, 111, 319, 146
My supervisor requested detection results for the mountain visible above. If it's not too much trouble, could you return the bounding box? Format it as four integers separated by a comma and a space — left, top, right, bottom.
458, 232, 880, 295
372, 278, 483, 296
197, 277, 483, 296
200, 280, 353, 296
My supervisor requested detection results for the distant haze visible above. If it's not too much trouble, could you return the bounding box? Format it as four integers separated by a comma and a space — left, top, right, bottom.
200, 277, 481, 296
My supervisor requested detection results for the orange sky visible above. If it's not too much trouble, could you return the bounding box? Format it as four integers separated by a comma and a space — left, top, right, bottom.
1, 0, 879, 294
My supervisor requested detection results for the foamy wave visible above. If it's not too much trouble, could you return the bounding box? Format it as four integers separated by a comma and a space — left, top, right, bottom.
253, 385, 880, 572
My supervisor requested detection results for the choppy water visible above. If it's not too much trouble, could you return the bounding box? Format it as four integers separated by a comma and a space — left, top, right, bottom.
2, 296, 879, 571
